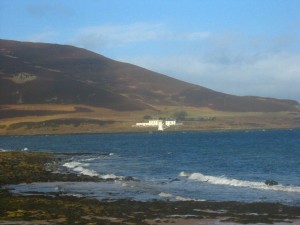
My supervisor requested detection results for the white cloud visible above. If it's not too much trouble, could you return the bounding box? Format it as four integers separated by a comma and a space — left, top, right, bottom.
70, 23, 210, 50
27, 31, 58, 42
120, 51, 300, 101
69, 23, 300, 102
72, 23, 165, 49
26, 3, 72, 18
179, 31, 211, 41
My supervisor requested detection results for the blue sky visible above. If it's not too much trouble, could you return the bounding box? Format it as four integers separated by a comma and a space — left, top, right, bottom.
1, 0, 300, 101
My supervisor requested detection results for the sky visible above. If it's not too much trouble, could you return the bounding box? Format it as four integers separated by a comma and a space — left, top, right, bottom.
1, 0, 300, 101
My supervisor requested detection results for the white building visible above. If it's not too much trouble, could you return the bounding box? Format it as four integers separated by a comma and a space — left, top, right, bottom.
158, 121, 164, 131
148, 120, 160, 126
165, 120, 176, 126
135, 122, 150, 126
134, 119, 177, 131
135, 120, 162, 127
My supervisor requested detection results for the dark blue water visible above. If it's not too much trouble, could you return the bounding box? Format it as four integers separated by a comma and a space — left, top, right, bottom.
1, 129, 300, 205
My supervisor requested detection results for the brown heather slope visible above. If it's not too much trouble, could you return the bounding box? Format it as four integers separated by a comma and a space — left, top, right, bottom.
0, 39, 299, 112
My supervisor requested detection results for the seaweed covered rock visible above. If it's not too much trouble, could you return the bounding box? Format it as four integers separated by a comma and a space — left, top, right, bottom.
0, 151, 100, 185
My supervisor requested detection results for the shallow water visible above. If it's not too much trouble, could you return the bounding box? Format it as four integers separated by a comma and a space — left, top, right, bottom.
1, 129, 300, 205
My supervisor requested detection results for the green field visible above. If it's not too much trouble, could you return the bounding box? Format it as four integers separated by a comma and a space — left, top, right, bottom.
0, 104, 300, 135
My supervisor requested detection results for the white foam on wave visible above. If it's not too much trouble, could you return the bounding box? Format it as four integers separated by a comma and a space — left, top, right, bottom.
64, 162, 89, 169
159, 192, 205, 202
159, 192, 173, 198
73, 166, 99, 177
180, 171, 300, 193
179, 171, 189, 177
80, 157, 99, 162
63, 161, 123, 180
64, 161, 99, 177
80, 153, 116, 162
100, 174, 119, 179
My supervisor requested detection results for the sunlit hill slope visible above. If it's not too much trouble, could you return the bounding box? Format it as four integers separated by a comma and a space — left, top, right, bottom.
0, 39, 299, 135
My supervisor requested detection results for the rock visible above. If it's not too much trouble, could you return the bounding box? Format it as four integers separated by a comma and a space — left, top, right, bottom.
124, 176, 135, 181
170, 178, 180, 182
265, 180, 278, 186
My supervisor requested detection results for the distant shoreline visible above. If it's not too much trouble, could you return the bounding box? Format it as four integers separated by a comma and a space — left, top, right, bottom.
0, 126, 299, 137
1, 103, 299, 136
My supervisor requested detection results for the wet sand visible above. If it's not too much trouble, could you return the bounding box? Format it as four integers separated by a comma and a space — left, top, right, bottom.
1, 190, 300, 225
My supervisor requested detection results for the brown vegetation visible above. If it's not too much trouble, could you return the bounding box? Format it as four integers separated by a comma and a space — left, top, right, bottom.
0, 39, 300, 135
1, 39, 299, 112
0, 104, 300, 135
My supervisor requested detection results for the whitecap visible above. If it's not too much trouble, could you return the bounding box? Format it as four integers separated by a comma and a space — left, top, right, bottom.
73, 166, 99, 177
100, 174, 119, 179
175, 196, 194, 201
180, 171, 300, 193
63, 160, 124, 180
159, 192, 205, 202
159, 192, 173, 198
79, 157, 99, 162
63, 161, 82, 169
61, 193, 83, 197
63, 161, 98, 177
179, 171, 189, 177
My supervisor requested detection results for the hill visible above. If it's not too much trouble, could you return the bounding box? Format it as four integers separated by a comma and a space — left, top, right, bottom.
1, 39, 300, 135
1, 39, 299, 112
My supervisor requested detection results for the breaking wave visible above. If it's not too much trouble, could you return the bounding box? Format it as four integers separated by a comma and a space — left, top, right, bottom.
63, 161, 99, 177
158, 192, 204, 201
63, 161, 123, 180
179, 172, 300, 193
79, 153, 117, 162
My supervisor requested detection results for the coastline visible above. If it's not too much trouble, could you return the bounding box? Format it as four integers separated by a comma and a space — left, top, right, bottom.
1, 151, 300, 224
1, 104, 299, 136
0, 126, 299, 137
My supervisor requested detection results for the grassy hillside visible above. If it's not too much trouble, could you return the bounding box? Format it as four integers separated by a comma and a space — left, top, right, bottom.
0, 104, 299, 135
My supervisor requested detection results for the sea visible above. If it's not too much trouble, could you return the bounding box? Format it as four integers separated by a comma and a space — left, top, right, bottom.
1, 129, 300, 206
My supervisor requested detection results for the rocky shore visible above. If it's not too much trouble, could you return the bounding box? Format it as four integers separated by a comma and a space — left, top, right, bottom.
0, 151, 300, 224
